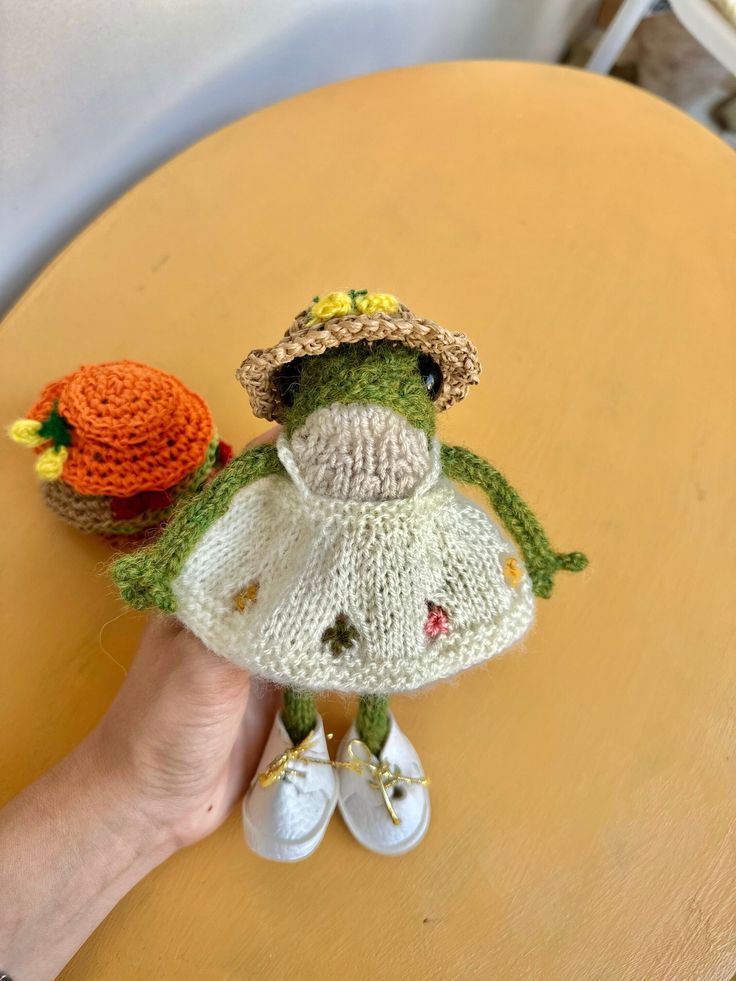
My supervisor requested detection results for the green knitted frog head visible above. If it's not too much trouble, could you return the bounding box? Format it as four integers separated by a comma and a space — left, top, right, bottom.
279, 341, 441, 438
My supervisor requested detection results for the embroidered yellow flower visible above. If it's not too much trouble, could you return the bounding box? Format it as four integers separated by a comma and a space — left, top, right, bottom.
354, 292, 399, 316
234, 580, 260, 612
503, 557, 523, 587
35, 446, 68, 481
309, 291, 354, 323
8, 418, 45, 447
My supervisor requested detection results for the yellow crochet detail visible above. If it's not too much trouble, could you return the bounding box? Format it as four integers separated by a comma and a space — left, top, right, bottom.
310, 291, 354, 323
308, 290, 399, 324
35, 445, 68, 481
503, 556, 524, 587
355, 292, 399, 316
234, 580, 260, 611
8, 418, 45, 447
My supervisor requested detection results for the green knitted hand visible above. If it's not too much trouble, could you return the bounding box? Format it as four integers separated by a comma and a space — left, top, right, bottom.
525, 548, 589, 599
440, 443, 588, 599
113, 549, 176, 613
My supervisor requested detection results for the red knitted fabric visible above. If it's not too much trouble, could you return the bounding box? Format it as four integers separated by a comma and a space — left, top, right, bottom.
216, 440, 234, 466
110, 489, 174, 520
28, 361, 214, 495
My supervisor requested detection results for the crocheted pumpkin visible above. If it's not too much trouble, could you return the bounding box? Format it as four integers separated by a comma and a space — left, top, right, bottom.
9, 360, 231, 539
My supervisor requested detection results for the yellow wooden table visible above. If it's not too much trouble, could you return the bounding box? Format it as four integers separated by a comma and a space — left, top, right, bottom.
2, 62, 735, 980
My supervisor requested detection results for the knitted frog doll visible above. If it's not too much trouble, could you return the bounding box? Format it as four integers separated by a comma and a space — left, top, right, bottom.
112, 291, 587, 860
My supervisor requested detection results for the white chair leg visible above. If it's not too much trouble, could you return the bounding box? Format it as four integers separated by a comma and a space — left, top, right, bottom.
670, 0, 736, 76
586, 0, 655, 73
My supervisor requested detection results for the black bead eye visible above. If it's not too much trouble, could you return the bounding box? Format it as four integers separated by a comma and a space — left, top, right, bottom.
418, 354, 442, 401
277, 358, 303, 408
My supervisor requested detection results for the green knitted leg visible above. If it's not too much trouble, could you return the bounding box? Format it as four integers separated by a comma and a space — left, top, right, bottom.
356, 695, 390, 756
281, 688, 317, 746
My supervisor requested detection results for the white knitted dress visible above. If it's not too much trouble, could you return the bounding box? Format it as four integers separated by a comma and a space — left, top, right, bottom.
171, 436, 535, 694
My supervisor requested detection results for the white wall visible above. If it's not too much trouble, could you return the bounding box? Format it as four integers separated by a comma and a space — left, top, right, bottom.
0, 0, 597, 314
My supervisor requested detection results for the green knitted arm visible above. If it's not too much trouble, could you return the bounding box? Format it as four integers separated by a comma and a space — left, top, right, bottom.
441, 443, 588, 598
111, 442, 284, 613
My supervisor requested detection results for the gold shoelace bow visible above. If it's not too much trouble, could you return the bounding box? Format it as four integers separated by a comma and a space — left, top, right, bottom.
256, 730, 335, 787
256, 731, 429, 825
344, 739, 429, 825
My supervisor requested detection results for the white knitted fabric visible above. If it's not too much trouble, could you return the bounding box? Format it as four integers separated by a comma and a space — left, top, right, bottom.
171, 430, 535, 694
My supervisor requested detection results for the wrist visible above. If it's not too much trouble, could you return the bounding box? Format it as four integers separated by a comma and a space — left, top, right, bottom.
0, 732, 177, 980
88, 707, 226, 852
74, 728, 180, 866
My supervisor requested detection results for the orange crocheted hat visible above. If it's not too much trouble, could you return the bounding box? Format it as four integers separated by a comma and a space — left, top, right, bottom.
26, 361, 215, 496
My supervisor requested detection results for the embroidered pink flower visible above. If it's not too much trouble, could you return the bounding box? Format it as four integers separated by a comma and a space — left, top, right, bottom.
424, 602, 450, 639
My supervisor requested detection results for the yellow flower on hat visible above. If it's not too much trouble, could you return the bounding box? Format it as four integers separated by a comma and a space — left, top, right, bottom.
354, 292, 399, 316
309, 291, 354, 323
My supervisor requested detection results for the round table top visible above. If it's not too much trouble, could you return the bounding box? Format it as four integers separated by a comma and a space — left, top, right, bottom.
2, 62, 735, 980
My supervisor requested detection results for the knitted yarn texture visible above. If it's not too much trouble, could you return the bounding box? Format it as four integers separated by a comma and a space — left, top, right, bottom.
110, 293, 587, 693
281, 689, 318, 744
165, 436, 535, 694
26, 361, 214, 495
280, 342, 438, 441
356, 695, 391, 755
290, 402, 431, 501
42, 439, 219, 536
112, 442, 284, 611
441, 445, 589, 599
237, 293, 480, 421
10, 360, 221, 537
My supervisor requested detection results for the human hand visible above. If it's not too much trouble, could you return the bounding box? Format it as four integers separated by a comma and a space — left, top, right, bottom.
0, 619, 279, 980
1, 429, 283, 980
98, 427, 283, 848
93, 616, 280, 849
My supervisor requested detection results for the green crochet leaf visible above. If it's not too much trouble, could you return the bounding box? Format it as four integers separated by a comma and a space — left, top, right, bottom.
38, 400, 72, 449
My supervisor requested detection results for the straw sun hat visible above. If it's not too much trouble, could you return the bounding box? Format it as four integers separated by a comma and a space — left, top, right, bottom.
237, 290, 481, 421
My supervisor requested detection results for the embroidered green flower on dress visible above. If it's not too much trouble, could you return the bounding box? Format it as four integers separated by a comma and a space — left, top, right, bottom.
321, 613, 359, 658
